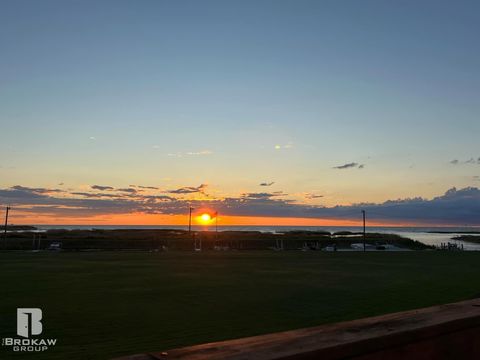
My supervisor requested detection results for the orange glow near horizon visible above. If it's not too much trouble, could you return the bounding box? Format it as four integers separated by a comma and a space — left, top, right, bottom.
3, 210, 453, 227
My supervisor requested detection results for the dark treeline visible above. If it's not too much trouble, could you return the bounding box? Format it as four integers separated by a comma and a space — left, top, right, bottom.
1, 229, 432, 251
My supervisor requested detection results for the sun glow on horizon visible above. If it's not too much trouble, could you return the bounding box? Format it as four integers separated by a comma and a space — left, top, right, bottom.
4, 209, 467, 228
200, 213, 212, 223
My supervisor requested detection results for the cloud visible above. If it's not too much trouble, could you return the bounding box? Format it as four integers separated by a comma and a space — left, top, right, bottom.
89, 136, 96, 141
168, 184, 208, 194
116, 188, 137, 193
450, 157, 480, 165
141, 195, 177, 202
11, 185, 64, 194
259, 182, 275, 187
274, 142, 294, 150
0, 185, 180, 217
168, 150, 213, 157
333, 162, 364, 170
226, 187, 480, 225
304, 193, 324, 199
242, 192, 286, 199
71, 192, 120, 198
91, 185, 114, 191
131, 185, 160, 190
2, 184, 480, 226
185, 150, 213, 156
91, 185, 146, 193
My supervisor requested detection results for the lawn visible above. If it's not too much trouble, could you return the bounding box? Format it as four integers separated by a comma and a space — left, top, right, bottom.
1, 251, 479, 359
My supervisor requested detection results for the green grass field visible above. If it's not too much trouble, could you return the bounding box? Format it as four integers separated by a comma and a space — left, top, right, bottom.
1, 251, 480, 359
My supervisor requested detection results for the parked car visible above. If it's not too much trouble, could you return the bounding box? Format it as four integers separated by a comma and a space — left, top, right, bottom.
47, 242, 62, 251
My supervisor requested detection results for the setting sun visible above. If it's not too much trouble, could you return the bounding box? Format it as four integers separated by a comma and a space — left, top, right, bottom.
200, 213, 212, 223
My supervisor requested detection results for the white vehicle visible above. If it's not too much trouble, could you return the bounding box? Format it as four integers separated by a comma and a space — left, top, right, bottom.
47, 242, 62, 251
351, 243, 375, 251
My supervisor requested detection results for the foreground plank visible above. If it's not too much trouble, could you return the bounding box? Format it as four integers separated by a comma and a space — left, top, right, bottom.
114, 298, 480, 360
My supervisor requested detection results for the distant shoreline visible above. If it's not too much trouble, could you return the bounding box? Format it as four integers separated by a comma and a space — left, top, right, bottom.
3, 228, 433, 251
452, 235, 480, 244
5, 226, 480, 250
428, 231, 480, 234
3, 225, 37, 231
7, 224, 480, 232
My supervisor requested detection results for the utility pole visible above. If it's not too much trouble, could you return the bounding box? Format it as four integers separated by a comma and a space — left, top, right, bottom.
188, 206, 193, 234
215, 211, 218, 243
362, 210, 366, 252
4, 206, 10, 246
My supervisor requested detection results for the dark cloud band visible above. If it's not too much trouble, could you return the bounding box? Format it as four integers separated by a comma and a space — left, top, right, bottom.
1, 185, 479, 225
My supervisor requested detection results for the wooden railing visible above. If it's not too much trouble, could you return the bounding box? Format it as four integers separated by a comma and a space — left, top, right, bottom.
114, 298, 480, 360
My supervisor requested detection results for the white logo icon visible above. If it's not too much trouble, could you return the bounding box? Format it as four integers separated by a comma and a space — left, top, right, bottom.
17, 308, 43, 338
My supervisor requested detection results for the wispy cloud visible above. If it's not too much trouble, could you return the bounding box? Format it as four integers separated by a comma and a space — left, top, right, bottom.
259, 182, 275, 187
274, 142, 294, 150
167, 150, 213, 157
71, 192, 120, 198
241, 191, 287, 199
116, 188, 138, 193
186, 150, 213, 156
91, 185, 114, 191
91, 185, 148, 193
333, 162, 364, 170
304, 193, 324, 199
11, 185, 64, 194
450, 157, 480, 165
168, 184, 208, 194
131, 185, 160, 190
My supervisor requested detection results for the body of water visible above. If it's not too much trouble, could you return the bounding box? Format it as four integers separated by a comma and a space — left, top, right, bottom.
31, 225, 480, 251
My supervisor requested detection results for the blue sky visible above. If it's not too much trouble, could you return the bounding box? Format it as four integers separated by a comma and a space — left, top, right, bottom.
0, 0, 479, 224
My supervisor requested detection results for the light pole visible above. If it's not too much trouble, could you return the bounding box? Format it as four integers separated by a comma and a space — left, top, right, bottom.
362, 210, 366, 252
214, 211, 219, 244
4, 206, 10, 246
188, 206, 194, 234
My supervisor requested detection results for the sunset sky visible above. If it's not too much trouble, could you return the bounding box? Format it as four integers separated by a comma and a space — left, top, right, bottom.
1, 1, 479, 226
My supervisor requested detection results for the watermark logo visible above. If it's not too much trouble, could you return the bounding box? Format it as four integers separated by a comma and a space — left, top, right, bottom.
2, 308, 57, 353
17, 308, 43, 338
